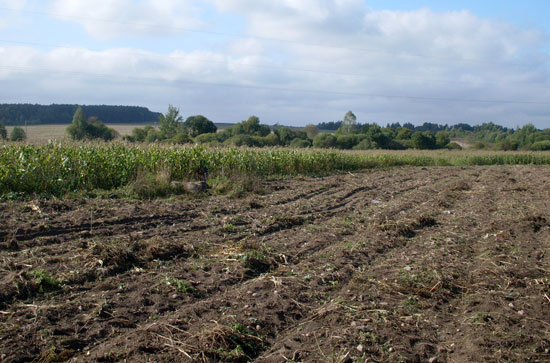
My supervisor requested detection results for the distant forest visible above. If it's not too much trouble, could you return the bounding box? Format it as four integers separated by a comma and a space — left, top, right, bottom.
0, 104, 161, 125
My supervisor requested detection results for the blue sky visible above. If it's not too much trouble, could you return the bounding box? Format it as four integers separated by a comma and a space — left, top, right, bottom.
0, 0, 548, 127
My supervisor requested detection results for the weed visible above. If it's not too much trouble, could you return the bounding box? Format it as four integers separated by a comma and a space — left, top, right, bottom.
129, 170, 172, 199
92, 239, 142, 275
242, 250, 273, 275
28, 269, 60, 293
163, 276, 194, 293
195, 323, 265, 362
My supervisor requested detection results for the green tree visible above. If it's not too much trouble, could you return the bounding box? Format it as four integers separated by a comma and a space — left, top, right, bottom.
66, 106, 89, 140
289, 138, 311, 148
341, 111, 357, 134
395, 127, 412, 140
313, 133, 337, 148
411, 131, 436, 149
304, 124, 319, 139
10, 126, 26, 141
67, 107, 117, 141
159, 105, 184, 139
194, 132, 219, 145
435, 131, 450, 148
0, 122, 6, 140
184, 115, 217, 137
87, 117, 118, 141
236, 116, 271, 136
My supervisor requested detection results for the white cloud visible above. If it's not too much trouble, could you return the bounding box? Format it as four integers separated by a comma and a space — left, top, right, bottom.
49, 0, 204, 38
0, 1, 549, 126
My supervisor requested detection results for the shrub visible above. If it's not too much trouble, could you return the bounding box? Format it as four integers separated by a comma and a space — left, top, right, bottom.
194, 132, 219, 145
530, 140, 550, 151
289, 138, 311, 148
130, 170, 172, 199
224, 134, 259, 147
353, 139, 374, 150
336, 134, 361, 149
447, 142, 463, 150
0, 123, 7, 140
10, 126, 26, 142
473, 142, 486, 149
495, 140, 519, 151
411, 132, 436, 149
145, 128, 159, 142
67, 107, 117, 141
169, 132, 192, 145
313, 133, 337, 148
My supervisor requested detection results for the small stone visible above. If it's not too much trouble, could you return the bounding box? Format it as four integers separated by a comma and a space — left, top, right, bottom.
252, 293, 259, 297
351, 321, 357, 327
356, 344, 364, 353
428, 357, 437, 363
508, 302, 514, 308
518, 310, 524, 316
404, 265, 412, 271
171, 294, 178, 299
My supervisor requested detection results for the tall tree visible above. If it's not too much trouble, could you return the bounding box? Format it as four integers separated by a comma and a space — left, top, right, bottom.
159, 105, 184, 139
304, 124, 319, 139
66, 106, 89, 140
341, 111, 357, 134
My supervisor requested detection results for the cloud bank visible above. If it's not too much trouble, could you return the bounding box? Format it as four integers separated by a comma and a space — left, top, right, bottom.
0, 0, 548, 127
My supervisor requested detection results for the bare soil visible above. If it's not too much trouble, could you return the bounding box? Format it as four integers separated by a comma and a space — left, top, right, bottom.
1, 166, 550, 362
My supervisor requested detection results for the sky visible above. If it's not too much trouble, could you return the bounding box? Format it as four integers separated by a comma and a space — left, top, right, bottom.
0, 0, 549, 128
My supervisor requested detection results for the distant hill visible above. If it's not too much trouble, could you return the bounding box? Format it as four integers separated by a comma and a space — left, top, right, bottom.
0, 104, 162, 126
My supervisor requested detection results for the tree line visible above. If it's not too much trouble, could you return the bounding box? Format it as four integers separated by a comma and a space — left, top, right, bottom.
0, 104, 160, 125
2, 105, 550, 151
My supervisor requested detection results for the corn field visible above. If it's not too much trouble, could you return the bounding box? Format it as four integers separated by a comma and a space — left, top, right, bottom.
1, 142, 550, 197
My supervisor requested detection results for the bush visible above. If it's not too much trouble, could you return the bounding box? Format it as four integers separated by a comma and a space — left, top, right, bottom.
130, 171, 172, 199
224, 134, 259, 147
473, 142, 486, 149
67, 107, 117, 141
10, 126, 26, 141
447, 142, 463, 150
145, 128, 159, 142
261, 133, 280, 146
495, 140, 519, 151
353, 139, 375, 150
530, 140, 550, 151
0, 123, 6, 140
336, 134, 361, 149
194, 132, 219, 145
289, 138, 311, 148
88, 120, 118, 141
411, 132, 436, 149
435, 131, 451, 148
313, 133, 337, 148
169, 132, 192, 145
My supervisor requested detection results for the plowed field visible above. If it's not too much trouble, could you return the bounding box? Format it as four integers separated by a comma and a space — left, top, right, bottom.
1, 166, 550, 362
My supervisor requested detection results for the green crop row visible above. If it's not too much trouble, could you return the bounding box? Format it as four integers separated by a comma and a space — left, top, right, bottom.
1, 142, 549, 197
